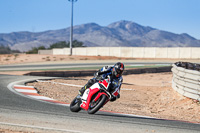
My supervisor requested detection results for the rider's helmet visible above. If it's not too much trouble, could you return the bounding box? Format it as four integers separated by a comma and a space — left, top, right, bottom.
112, 62, 125, 78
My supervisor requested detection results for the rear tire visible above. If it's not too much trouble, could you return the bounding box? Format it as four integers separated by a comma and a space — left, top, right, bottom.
88, 95, 107, 114
70, 97, 81, 112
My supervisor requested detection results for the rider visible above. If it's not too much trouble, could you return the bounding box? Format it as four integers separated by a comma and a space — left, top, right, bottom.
79, 62, 125, 102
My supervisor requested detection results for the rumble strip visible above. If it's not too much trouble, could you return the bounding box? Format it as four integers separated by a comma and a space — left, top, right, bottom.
13, 85, 69, 106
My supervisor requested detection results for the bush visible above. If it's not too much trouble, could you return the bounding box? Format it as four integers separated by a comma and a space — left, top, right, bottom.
0, 45, 21, 54
48, 40, 85, 49
26, 46, 46, 54
25, 40, 84, 54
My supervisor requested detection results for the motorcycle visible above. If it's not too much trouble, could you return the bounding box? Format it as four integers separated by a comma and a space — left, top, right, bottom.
70, 76, 112, 114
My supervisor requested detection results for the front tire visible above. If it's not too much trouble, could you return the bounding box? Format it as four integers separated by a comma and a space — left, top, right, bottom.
70, 97, 81, 112
88, 95, 107, 114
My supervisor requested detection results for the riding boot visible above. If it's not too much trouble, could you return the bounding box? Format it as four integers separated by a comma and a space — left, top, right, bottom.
79, 79, 96, 96
79, 86, 87, 96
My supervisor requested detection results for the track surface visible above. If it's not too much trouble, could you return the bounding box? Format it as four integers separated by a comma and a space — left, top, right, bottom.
0, 62, 200, 132
0, 62, 171, 71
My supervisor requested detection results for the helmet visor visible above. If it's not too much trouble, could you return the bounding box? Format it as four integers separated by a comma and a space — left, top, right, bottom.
116, 69, 123, 76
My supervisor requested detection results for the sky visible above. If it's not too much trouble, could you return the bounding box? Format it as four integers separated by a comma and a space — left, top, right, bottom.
0, 0, 200, 39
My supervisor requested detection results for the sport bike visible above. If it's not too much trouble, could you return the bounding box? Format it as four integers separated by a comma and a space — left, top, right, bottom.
70, 76, 112, 114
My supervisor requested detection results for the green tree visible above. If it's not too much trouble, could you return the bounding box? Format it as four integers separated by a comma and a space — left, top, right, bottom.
0, 45, 21, 54
26, 46, 46, 54
71, 40, 84, 47
49, 41, 68, 49
25, 40, 84, 54
48, 40, 85, 49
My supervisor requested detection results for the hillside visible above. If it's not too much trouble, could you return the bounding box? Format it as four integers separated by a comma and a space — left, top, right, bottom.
0, 20, 200, 52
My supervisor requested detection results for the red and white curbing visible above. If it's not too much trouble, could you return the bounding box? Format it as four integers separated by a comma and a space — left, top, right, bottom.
13, 85, 69, 106
12, 84, 154, 118
10, 81, 200, 124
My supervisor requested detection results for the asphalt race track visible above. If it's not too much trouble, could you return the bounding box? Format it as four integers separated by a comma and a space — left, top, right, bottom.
0, 62, 171, 71
0, 63, 200, 132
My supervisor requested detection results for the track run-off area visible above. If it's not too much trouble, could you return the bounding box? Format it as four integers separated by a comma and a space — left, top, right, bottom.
0, 62, 200, 133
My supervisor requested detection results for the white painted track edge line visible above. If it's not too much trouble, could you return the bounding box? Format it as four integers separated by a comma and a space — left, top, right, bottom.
9, 77, 197, 123
37, 80, 133, 90
7, 80, 162, 120
28, 95, 54, 100
15, 89, 37, 93
14, 85, 35, 88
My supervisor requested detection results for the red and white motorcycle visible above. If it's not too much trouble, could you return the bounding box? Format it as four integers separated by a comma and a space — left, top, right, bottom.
70, 76, 112, 114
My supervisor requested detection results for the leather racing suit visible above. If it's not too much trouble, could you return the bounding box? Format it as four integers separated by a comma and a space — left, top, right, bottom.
79, 65, 123, 102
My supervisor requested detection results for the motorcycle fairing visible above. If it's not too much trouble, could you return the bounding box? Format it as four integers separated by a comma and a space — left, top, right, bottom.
80, 83, 100, 110
99, 78, 110, 90
112, 88, 119, 96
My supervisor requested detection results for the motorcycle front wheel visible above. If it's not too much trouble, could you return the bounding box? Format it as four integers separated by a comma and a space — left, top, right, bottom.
70, 96, 81, 112
88, 94, 107, 114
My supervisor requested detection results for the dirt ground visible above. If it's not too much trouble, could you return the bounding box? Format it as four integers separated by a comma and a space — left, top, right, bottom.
0, 53, 137, 65
27, 72, 200, 123
1, 53, 200, 65
1, 54, 200, 127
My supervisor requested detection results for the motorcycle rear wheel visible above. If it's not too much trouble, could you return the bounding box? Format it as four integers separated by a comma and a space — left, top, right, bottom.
70, 96, 81, 112
88, 94, 107, 114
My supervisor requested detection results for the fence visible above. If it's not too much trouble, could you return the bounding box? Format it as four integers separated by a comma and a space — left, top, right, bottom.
172, 62, 200, 101
38, 47, 200, 59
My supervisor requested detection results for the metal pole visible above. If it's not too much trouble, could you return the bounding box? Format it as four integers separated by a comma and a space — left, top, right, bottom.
68, 0, 77, 56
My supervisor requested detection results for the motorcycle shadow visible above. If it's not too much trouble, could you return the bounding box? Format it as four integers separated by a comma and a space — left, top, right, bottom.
94, 111, 182, 126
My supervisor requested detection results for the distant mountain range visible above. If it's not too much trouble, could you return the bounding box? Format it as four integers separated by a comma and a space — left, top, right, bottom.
1, 20, 200, 52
